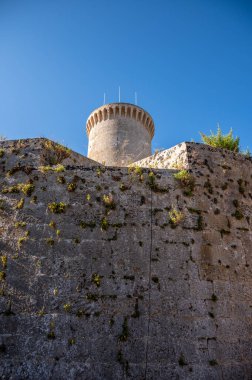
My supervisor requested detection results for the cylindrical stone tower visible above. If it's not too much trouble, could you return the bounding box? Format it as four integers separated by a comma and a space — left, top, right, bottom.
86, 103, 154, 166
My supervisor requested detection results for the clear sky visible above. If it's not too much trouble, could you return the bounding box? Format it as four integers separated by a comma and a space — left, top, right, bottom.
0, 0, 252, 155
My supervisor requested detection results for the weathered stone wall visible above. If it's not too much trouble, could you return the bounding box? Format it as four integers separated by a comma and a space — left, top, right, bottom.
134, 142, 190, 169
0, 139, 251, 379
0, 138, 99, 169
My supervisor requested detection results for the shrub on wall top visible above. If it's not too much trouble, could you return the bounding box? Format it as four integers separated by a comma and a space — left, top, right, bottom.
200, 126, 240, 152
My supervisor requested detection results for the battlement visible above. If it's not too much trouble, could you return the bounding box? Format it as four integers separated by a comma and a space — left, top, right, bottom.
86, 103, 154, 138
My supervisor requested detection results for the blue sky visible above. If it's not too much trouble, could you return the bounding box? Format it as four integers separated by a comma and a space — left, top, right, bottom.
0, 0, 252, 155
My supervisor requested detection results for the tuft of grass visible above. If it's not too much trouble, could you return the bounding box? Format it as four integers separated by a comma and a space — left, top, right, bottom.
128, 165, 142, 176
18, 233, 29, 247
67, 183, 77, 192
0, 199, 5, 210
39, 165, 53, 172
168, 209, 184, 227
119, 183, 130, 191
48, 202, 67, 214
39, 164, 65, 173
79, 220, 96, 229
2, 183, 34, 197
63, 303, 71, 312
49, 220, 56, 229
100, 217, 109, 231
54, 164, 65, 172
1, 256, 7, 269
147, 171, 156, 189
16, 198, 24, 209
14, 221, 27, 228
0, 271, 6, 281
68, 338, 76, 345
200, 126, 240, 152
92, 273, 102, 287
36, 306, 45, 316
173, 170, 195, 196
242, 148, 251, 158
20, 183, 35, 197
2, 185, 20, 194
102, 194, 115, 210
43, 140, 71, 165
0, 149, 5, 158
46, 237, 54, 246
57, 175, 66, 184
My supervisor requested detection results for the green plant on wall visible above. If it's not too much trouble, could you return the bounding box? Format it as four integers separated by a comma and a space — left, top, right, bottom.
92, 273, 102, 287
48, 202, 67, 214
2, 183, 34, 197
1, 256, 7, 269
168, 209, 184, 227
173, 170, 195, 196
46, 237, 54, 246
39, 164, 65, 173
16, 198, 24, 209
63, 303, 71, 312
102, 194, 115, 210
43, 140, 71, 165
100, 217, 109, 231
67, 183, 77, 192
14, 221, 27, 228
200, 126, 240, 152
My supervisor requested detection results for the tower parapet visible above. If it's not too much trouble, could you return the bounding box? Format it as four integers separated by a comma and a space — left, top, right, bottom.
86, 103, 154, 166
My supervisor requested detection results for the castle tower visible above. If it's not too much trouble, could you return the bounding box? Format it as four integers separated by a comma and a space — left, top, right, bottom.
86, 103, 154, 166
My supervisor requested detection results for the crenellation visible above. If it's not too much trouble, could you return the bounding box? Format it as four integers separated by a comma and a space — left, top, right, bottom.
86, 103, 155, 166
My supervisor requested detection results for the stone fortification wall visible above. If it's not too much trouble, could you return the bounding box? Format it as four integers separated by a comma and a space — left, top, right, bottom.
134, 141, 251, 171
86, 103, 154, 166
0, 138, 99, 170
0, 139, 251, 379
134, 142, 190, 169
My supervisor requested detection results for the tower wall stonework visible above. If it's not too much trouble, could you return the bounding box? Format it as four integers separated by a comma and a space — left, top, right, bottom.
86, 103, 154, 166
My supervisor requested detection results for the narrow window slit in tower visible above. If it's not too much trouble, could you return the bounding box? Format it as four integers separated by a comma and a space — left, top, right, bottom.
98, 110, 103, 122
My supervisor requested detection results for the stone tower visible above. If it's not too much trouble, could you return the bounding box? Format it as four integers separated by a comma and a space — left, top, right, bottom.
86, 103, 154, 166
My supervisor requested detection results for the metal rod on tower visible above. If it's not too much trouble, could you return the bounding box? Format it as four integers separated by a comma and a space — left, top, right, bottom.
135, 92, 137, 105
119, 86, 121, 102
103, 93, 106, 105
